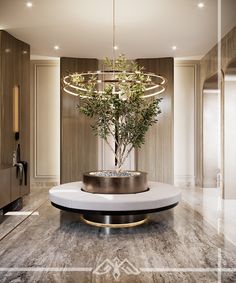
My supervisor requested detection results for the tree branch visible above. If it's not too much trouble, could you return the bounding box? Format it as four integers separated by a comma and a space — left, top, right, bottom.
104, 139, 119, 161
120, 145, 134, 167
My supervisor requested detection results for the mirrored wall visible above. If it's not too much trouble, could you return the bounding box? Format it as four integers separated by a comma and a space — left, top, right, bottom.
202, 74, 222, 189
224, 59, 236, 198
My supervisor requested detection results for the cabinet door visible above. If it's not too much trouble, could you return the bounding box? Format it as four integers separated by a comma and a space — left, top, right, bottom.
11, 167, 20, 202
0, 168, 11, 208
1, 31, 15, 168
18, 41, 30, 196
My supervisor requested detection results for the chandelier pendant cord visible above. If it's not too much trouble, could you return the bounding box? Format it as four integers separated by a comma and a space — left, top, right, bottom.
112, 0, 116, 66
112, 0, 116, 93
63, 1, 167, 100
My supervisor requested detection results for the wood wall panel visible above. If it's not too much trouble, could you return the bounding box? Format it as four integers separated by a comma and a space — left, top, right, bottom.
1, 31, 15, 168
135, 58, 174, 184
18, 38, 30, 196
60, 58, 98, 183
0, 31, 30, 208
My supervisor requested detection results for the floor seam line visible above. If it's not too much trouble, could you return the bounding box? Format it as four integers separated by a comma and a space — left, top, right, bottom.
0, 198, 48, 242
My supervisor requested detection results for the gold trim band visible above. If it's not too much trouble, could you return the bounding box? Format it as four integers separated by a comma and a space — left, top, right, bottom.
81, 215, 148, 228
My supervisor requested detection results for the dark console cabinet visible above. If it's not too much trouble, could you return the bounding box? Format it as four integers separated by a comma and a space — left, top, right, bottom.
0, 31, 30, 209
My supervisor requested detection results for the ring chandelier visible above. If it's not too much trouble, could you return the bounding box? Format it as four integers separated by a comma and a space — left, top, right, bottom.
63, 71, 166, 99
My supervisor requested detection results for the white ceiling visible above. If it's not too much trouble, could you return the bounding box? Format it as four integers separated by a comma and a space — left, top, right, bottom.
0, 0, 235, 59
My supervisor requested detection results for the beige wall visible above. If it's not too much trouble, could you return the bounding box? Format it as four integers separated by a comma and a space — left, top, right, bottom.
30, 61, 60, 188
174, 61, 199, 187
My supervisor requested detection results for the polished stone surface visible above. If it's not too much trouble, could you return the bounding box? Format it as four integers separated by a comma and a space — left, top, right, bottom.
181, 187, 236, 246
0, 188, 48, 241
0, 188, 236, 282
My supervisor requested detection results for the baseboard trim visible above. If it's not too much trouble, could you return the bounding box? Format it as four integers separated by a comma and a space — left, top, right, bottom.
174, 175, 195, 187
31, 180, 59, 189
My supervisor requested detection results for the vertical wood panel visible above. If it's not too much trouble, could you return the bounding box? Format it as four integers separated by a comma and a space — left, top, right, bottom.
60, 58, 98, 183
1, 31, 15, 168
0, 31, 30, 208
17, 39, 30, 196
135, 58, 174, 184
0, 168, 11, 208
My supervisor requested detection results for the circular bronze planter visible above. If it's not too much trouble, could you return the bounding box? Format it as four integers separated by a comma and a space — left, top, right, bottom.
83, 171, 148, 194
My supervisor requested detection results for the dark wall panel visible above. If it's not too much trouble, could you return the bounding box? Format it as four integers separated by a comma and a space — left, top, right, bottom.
60, 58, 98, 183
136, 58, 174, 184
0, 31, 30, 209
18, 38, 30, 196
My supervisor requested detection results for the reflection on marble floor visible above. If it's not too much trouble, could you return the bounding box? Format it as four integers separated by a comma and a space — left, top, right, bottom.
0, 188, 49, 241
181, 187, 236, 246
0, 188, 236, 282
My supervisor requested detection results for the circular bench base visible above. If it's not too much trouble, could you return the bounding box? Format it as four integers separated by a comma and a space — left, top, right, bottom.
49, 181, 181, 228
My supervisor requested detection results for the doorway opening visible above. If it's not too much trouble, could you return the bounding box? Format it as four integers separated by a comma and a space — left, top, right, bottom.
224, 59, 236, 199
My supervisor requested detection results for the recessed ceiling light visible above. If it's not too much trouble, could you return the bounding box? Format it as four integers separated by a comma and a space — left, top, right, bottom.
198, 2, 205, 8
54, 45, 60, 50
172, 46, 177, 51
26, 2, 33, 8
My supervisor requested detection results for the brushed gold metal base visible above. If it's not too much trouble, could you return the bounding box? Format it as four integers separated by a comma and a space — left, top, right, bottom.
81, 215, 148, 228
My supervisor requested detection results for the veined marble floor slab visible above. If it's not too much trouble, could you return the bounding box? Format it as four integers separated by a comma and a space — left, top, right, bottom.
181, 187, 236, 246
0, 188, 235, 282
0, 188, 49, 241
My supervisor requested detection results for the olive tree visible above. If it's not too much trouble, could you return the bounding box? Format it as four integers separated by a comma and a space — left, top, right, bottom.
67, 55, 162, 172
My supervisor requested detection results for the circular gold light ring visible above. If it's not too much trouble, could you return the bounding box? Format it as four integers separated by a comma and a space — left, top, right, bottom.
80, 215, 148, 228
63, 72, 167, 99
64, 73, 166, 89
141, 85, 166, 99
63, 85, 165, 98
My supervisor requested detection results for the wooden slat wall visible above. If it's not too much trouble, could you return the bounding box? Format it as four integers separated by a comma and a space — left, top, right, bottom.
135, 58, 174, 184
60, 58, 98, 183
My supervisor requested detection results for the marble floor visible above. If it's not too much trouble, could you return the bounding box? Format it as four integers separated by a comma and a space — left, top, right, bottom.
0, 187, 236, 282
181, 187, 236, 246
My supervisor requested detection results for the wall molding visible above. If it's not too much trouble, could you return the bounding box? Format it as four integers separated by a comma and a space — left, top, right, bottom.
174, 175, 196, 187
174, 61, 199, 188
31, 61, 60, 181
31, 180, 59, 189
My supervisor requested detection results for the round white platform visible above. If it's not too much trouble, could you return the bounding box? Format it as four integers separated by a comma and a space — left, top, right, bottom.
49, 181, 181, 213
